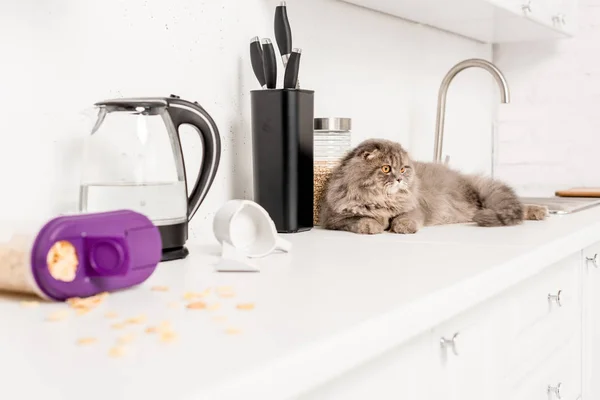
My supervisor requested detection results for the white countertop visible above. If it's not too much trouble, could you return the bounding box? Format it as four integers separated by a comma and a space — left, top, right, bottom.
3, 207, 600, 400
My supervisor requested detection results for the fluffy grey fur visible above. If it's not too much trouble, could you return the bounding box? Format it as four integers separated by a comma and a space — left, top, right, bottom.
319, 138, 548, 235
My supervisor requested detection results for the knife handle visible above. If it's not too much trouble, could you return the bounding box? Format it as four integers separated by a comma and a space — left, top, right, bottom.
284, 48, 301, 89
250, 37, 266, 89
261, 38, 277, 89
274, 2, 292, 66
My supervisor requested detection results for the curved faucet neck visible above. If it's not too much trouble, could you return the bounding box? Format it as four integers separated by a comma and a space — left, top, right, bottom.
433, 58, 510, 164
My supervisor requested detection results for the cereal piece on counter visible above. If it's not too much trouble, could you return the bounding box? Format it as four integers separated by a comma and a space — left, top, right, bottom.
151, 285, 169, 292
125, 314, 147, 324
159, 330, 178, 343
145, 326, 158, 334
20, 300, 39, 308
66, 292, 109, 312
104, 311, 118, 319
217, 290, 235, 298
108, 346, 126, 358
46, 309, 69, 322
236, 303, 255, 311
117, 333, 136, 345
186, 301, 207, 310
216, 286, 235, 297
206, 303, 221, 311
111, 322, 127, 330
159, 320, 171, 328
76, 337, 97, 346
76, 308, 91, 316
183, 291, 207, 300
225, 328, 242, 335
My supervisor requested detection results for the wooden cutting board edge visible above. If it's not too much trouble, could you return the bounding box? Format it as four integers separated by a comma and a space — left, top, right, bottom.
555, 187, 600, 197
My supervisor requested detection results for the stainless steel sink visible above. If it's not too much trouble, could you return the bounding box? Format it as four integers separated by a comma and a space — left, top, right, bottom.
520, 196, 600, 215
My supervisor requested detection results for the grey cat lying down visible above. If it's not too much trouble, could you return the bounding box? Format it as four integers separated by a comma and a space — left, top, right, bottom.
319, 138, 548, 235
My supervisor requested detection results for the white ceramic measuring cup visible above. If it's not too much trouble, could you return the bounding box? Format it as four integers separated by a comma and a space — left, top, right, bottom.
213, 200, 292, 258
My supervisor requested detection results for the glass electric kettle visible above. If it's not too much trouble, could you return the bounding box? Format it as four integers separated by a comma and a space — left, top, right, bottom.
78, 94, 221, 261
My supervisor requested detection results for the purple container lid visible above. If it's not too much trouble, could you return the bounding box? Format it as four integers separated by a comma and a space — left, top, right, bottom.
30, 210, 162, 301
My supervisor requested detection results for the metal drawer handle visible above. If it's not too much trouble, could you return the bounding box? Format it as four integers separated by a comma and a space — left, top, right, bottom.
440, 332, 459, 356
553, 13, 566, 25
587, 253, 598, 268
548, 382, 562, 399
548, 290, 562, 307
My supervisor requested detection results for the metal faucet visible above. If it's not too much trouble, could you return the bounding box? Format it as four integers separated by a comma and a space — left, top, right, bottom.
433, 58, 510, 164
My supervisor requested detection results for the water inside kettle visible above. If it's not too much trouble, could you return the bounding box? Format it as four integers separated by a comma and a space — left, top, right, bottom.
79, 181, 187, 226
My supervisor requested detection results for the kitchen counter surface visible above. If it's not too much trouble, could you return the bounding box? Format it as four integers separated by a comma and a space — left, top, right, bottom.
3, 206, 600, 400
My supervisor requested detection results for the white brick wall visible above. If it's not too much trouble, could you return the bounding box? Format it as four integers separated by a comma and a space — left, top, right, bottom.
0, 0, 493, 233
493, 0, 600, 196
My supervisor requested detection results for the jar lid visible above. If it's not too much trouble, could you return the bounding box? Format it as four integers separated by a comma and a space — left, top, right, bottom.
314, 117, 351, 131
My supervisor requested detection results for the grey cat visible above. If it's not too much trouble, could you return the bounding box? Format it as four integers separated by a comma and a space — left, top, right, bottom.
319, 138, 548, 235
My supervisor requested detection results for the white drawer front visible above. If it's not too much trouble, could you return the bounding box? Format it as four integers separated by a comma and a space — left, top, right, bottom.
298, 331, 437, 400
430, 293, 510, 400
502, 334, 581, 400
501, 253, 581, 381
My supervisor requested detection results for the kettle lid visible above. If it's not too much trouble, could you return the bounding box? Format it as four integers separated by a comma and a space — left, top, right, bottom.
95, 97, 168, 113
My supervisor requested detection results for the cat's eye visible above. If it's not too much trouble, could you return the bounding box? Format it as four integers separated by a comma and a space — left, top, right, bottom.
381, 165, 391, 173
400, 167, 406, 174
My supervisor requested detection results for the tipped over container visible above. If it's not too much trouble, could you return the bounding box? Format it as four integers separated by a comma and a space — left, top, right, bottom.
0, 210, 162, 301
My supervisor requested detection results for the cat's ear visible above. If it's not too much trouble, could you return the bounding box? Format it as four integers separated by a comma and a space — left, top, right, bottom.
361, 149, 378, 161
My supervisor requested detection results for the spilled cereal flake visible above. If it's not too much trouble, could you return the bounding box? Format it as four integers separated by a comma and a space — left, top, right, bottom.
151, 285, 169, 292
108, 346, 126, 358
125, 314, 146, 324
76, 337, 97, 346
159, 330, 178, 343
145, 326, 158, 334
20, 300, 39, 308
104, 311, 118, 319
76, 308, 91, 316
225, 327, 242, 335
216, 286, 236, 298
111, 322, 126, 330
46, 310, 69, 322
117, 333, 136, 345
236, 303, 255, 311
186, 301, 207, 310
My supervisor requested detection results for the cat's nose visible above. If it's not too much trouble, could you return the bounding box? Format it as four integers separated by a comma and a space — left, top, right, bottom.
396, 177, 403, 182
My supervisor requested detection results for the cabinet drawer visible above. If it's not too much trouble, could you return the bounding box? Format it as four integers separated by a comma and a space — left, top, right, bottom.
430, 294, 510, 400
298, 331, 437, 400
501, 253, 581, 379
503, 334, 581, 400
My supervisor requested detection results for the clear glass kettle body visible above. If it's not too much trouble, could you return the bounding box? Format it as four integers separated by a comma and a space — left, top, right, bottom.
79, 105, 187, 226
77, 96, 222, 260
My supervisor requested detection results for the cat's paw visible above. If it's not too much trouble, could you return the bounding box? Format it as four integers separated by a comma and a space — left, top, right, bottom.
350, 218, 384, 235
523, 204, 548, 221
390, 218, 419, 234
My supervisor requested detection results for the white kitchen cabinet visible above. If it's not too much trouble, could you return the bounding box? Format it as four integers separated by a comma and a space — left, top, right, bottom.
582, 244, 600, 400
337, 0, 578, 43
301, 251, 584, 400
430, 296, 508, 400
298, 331, 438, 399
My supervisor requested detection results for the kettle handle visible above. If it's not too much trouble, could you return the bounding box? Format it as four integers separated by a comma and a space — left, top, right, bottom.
165, 97, 221, 221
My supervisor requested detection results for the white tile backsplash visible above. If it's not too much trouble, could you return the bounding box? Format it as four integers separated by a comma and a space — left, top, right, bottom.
494, 1, 600, 196
0, 0, 493, 234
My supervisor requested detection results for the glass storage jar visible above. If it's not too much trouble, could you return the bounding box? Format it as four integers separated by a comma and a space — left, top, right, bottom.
313, 117, 352, 225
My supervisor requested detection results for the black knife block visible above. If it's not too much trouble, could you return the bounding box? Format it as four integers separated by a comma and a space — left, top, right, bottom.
250, 89, 314, 233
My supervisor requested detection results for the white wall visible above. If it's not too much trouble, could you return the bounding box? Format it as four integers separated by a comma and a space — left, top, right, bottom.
0, 0, 493, 235
493, 0, 598, 196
